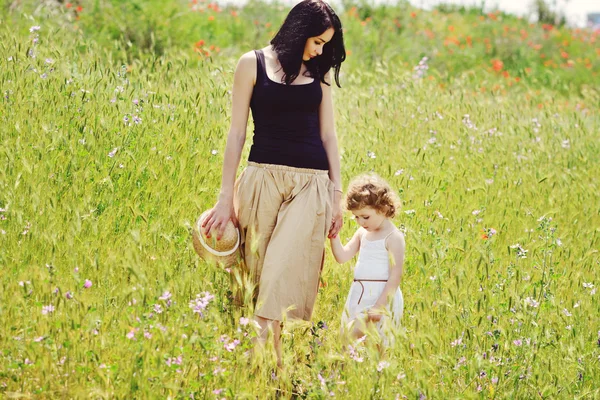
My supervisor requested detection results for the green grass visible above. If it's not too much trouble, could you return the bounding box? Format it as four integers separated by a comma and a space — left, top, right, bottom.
1, 0, 599, 398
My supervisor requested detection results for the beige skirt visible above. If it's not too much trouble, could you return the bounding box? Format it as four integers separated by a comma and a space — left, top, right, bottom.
233, 161, 333, 321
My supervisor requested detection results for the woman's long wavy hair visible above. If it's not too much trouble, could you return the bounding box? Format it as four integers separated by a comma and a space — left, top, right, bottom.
270, 0, 346, 87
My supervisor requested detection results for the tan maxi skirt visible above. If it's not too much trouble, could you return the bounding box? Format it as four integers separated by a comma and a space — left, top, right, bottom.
233, 161, 333, 321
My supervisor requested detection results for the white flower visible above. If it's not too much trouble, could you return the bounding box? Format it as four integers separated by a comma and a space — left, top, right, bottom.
524, 297, 539, 308
29, 26, 41, 33
404, 210, 416, 215
563, 308, 572, 317
377, 361, 390, 372
583, 282, 594, 289
211, 149, 218, 155
41, 305, 55, 314
394, 169, 404, 176
367, 151, 376, 159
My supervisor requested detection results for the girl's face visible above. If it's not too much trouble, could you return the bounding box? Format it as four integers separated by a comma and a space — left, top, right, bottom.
302, 27, 335, 61
351, 207, 387, 232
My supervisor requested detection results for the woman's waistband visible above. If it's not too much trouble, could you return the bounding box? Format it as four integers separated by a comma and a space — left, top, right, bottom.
248, 161, 329, 176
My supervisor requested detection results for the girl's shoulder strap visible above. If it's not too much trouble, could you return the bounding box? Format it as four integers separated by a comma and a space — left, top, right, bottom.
383, 229, 400, 249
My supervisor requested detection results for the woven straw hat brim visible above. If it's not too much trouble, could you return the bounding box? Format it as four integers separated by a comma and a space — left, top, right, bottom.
192, 212, 241, 268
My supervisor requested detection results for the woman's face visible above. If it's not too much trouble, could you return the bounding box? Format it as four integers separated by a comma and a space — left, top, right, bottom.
302, 27, 335, 61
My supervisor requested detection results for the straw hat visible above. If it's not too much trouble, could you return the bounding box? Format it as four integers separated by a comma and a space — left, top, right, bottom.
192, 210, 241, 268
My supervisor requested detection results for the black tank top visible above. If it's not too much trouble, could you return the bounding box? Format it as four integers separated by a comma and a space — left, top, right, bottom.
248, 50, 329, 170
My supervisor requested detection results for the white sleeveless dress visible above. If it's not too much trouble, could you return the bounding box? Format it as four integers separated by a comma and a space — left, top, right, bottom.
341, 232, 404, 341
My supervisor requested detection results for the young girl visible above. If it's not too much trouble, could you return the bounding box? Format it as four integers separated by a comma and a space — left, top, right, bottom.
330, 174, 405, 343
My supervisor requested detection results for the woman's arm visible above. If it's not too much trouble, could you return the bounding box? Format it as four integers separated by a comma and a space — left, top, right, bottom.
330, 228, 362, 264
202, 51, 256, 239
368, 231, 405, 321
319, 73, 343, 239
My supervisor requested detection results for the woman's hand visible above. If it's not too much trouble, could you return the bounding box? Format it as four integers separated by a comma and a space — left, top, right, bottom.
328, 191, 343, 238
201, 196, 238, 241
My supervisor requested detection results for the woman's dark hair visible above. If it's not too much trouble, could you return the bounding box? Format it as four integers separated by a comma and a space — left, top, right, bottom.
270, 0, 346, 87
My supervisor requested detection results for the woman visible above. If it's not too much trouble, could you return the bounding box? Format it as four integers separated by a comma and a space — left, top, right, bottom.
202, 0, 346, 368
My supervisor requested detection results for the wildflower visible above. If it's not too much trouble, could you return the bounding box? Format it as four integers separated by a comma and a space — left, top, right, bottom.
24, 358, 34, 365
404, 210, 416, 215
510, 243, 528, 259
224, 339, 240, 352
525, 297, 539, 308
394, 169, 404, 176
239, 317, 250, 326
367, 151, 376, 159
561, 139, 570, 149
492, 377, 499, 384
563, 308, 572, 317
211, 149, 218, 155
317, 373, 327, 388
189, 292, 215, 317
513, 339, 523, 346
450, 336, 462, 347
166, 355, 183, 366
472, 210, 481, 215
108, 148, 118, 158
154, 304, 163, 314
462, 114, 478, 130
213, 389, 224, 395
41, 305, 55, 315
126, 328, 136, 340
132, 115, 142, 124
29, 26, 41, 33
413, 56, 429, 79
491, 59, 503, 72
377, 361, 390, 371
347, 345, 363, 362
84, 279, 92, 289
34, 336, 44, 342
583, 282, 594, 289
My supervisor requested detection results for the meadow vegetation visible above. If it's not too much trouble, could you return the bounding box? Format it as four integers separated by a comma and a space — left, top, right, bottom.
1, 0, 599, 398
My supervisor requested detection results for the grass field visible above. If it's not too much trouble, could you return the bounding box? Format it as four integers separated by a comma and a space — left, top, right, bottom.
1, 0, 599, 398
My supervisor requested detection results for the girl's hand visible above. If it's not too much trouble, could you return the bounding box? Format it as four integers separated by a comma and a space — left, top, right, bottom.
367, 307, 383, 322
201, 197, 238, 240
328, 191, 343, 238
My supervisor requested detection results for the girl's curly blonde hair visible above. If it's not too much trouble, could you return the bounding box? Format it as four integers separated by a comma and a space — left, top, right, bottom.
345, 174, 400, 218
